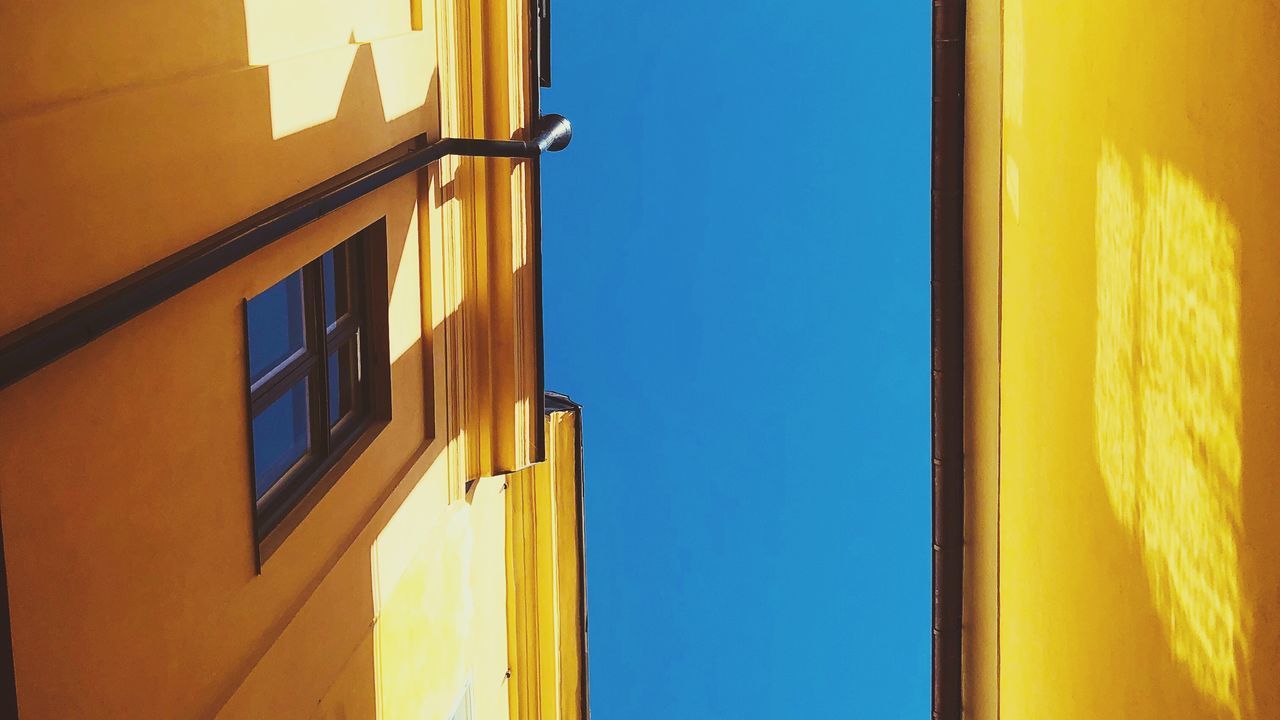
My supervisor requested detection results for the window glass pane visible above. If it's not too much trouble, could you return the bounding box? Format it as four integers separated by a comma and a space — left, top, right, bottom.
322, 245, 351, 330
252, 379, 311, 499
247, 270, 306, 381
328, 339, 359, 429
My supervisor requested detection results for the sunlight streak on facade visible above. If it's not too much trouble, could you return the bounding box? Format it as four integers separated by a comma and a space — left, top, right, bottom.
1094, 142, 1249, 717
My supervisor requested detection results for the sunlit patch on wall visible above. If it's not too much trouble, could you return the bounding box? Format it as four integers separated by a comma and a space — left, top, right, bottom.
371, 32, 433, 122
243, 0, 354, 66
390, 204, 423, 363
265, 46, 359, 139
1004, 156, 1021, 222
1003, 0, 1024, 128
373, 501, 476, 717
244, 0, 429, 138
1094, 141, 1249, 717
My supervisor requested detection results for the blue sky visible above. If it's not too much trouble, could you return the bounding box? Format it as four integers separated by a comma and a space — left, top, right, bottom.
539, 2, 929, 716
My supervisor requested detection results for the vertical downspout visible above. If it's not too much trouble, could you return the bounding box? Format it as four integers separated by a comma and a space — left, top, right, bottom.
932, 0, 966, 718
529, 0, 549, 464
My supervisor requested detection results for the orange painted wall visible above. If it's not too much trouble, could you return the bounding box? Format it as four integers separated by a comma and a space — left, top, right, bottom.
0, 0, 538, 717
999, 1, 1280, 718
0, 0, 438, 336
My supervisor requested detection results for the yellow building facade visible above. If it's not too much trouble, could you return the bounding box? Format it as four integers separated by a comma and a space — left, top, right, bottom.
937, 1, 1280, 718
0, 1, 587, 718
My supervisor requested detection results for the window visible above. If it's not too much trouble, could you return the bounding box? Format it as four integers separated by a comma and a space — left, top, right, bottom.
244, 224, 390, 543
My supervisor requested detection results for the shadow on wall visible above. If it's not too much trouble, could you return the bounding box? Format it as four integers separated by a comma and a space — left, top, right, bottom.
0, 1, 529, 716
242, 0, 431, 138
1093, 141, 1250, 719
218, 254, 543, 719
0, 0, 441, 337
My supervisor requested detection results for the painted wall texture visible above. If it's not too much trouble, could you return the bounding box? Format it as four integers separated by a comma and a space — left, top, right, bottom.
998, 1, 1280, 718
0, 0, 574, 718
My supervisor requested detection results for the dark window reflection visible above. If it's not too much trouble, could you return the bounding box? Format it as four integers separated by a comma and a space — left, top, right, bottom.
322, 246, 350, 330
252, 379, 311, 499
327, 339, 360, 429
243, 229, 375, 537
247, 270, 306, 382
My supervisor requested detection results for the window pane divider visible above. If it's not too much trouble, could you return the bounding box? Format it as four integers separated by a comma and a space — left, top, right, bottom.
326, 314, 359, 345
249, 353, 319, 410
305, 261, 331, 460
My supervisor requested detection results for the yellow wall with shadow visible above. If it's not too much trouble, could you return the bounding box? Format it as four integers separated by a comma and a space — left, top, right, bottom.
0, 0, 437, 337
0, 0, 549, 717
999, 1, 1280, 718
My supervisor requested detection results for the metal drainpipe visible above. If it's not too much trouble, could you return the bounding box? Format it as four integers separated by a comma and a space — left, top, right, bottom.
0, 115, 573, 391
932, 0, 965, 718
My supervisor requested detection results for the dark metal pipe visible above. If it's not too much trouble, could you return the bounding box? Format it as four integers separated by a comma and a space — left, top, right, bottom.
932, 0, 966, 717
0, 117, 573, 391
446, 114, 572, 158
445, 137, 539, 158
533, 114, 573, 153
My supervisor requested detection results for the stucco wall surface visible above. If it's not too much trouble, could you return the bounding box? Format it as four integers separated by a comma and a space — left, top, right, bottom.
0, 1, 508, 716
999, 2, 1280, 718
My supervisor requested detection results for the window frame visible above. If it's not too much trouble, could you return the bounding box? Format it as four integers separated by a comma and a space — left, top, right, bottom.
241, 220, 392, 563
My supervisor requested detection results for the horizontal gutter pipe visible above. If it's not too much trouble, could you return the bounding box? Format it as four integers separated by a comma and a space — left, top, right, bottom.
0, 115, 573, 392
